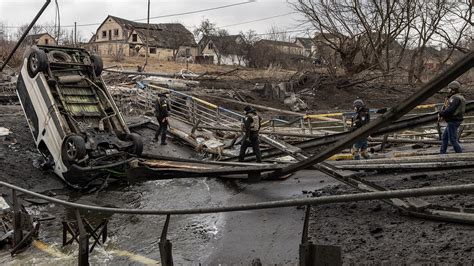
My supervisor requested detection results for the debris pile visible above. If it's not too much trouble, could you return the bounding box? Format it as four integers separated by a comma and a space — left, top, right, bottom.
0, 69, 18, 104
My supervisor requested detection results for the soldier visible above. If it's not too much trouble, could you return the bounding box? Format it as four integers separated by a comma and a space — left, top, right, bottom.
153, 93, 171, 145
238, 106, 262, 163
439, 81, 466, 154
351, 99, 370, 160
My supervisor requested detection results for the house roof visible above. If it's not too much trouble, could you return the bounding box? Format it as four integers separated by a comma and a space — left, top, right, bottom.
257, 39, 301, 48
100, 15, 197, 48
88, 34, 97, 44
132, 24, 197, 48
201, 35, 245, 55
295, 37, 314, 49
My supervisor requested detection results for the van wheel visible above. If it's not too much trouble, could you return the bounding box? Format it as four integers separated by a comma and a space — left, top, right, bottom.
62, 135, 87, 164
126, 133, 143, 156
27, 49, 49, 78
90, 54, 103, 77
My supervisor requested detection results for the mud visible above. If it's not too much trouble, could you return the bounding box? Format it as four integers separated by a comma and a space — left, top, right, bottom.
307, 170, 474, 264
0, 105, 322, 264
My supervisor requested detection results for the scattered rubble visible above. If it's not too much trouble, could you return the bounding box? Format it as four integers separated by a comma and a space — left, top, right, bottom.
0, 52, 473, 264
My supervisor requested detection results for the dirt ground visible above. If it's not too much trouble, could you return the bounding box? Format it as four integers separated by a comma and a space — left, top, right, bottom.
307, 169, 474, 264
103, 56, 474, 112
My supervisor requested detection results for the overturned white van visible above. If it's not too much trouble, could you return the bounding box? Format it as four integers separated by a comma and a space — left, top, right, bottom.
16, 45, 143, 188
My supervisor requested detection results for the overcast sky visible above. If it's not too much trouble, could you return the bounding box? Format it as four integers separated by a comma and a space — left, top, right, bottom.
0, 0, 309, 40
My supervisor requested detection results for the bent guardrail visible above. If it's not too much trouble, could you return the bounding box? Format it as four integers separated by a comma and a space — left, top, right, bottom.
2, 181, 474, 265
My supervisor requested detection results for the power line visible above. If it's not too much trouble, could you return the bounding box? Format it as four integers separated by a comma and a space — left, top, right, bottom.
254, 28, 310, 37
134, 0, 256, 22
3, 1, 255, 28
2, 0, 256, 29
220, 12, 296, 28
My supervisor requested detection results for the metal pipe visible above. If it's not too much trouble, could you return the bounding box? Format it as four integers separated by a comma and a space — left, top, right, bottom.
0, 181, 473, 215
106, 69, 202, 79
0, 0, 51, 72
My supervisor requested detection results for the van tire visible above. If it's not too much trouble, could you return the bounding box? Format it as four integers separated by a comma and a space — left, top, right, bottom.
27, 49, 49, 78
126, 133, 143, 156
62, 135, 87, 164
90, 54, 103, 77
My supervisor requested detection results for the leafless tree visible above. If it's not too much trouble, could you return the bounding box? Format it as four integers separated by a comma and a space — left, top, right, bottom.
291, 0, 415, 76
266, 25, 291, 42
15, 24, 44, 40
0, 23, 6, 41
238, 29, 259, 65
169, 31, 194, 61
291, 0, 471, 84
193, 19, 218, 41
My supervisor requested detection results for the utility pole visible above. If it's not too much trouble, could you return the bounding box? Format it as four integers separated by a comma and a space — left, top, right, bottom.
74, 22, 77, 47
144, 0, 150, 70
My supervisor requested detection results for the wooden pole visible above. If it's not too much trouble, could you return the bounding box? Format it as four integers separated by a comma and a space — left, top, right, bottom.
74, 22, 77, 47
144, 0, 150, 70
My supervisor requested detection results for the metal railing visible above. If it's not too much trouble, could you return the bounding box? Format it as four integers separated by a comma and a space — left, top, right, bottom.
3, 180, 474, 265
111, 81, 473, 145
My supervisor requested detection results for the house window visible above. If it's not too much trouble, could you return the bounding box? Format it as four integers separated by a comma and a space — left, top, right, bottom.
114, 29, 119, 36
208, 43, 214, 50
102, 30, 107, 38
150, 47, 157, 54
132, 34, 138, 42
185, 48, 191, 57
45, 39, 49, 45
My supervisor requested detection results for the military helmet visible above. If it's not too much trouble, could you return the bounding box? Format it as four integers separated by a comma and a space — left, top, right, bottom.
447, 81, 461, 93
244, 105, 255, 114
353, 99, 365, 109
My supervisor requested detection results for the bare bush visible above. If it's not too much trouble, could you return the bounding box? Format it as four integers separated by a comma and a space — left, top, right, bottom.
0, 39, 25, 68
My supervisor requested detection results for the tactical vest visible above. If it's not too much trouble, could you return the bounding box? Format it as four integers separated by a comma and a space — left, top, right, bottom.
248, 113, 261, 131
353, 108, 370, 128
451, 93, 466, 119
155, 98, 169, 118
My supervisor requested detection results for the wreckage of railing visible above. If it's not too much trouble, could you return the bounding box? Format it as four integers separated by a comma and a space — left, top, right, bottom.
137, 79, 474, 143
3, 180, 474, 265
3, 181, 474, 215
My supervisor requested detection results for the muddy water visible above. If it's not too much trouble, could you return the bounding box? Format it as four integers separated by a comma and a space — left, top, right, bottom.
0, 106, 337, 264
1, 169, 336, 265
0, 177, 233, 264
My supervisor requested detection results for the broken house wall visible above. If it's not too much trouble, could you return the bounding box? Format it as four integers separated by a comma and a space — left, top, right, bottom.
92, 17, 198, 60
94, 17, 131, 57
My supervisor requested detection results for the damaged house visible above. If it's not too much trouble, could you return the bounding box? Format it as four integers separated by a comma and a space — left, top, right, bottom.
87, 15, 198, 61
24, 33, 57, 46
198, 35, 248, 66
295, 37, 316, 58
